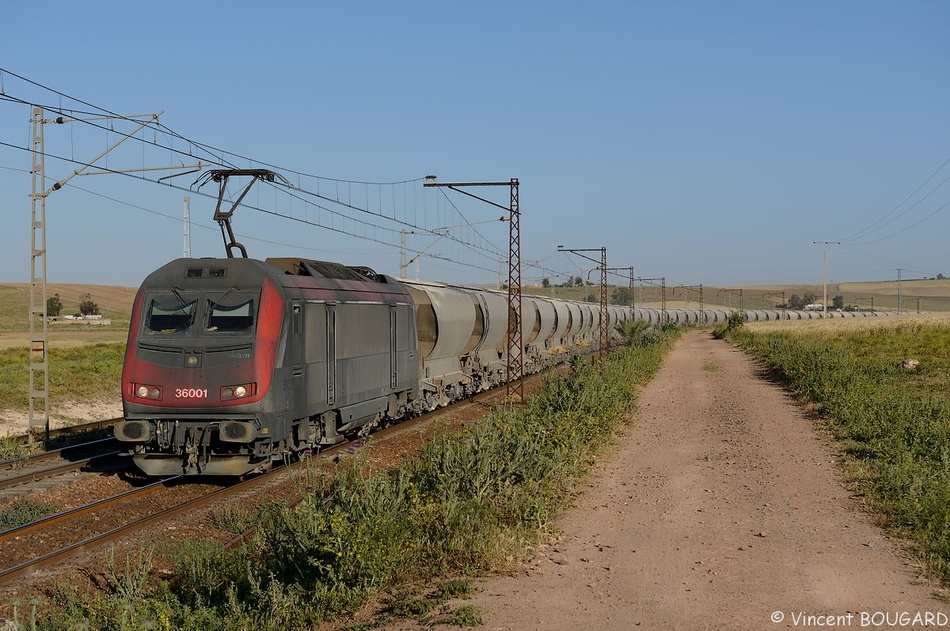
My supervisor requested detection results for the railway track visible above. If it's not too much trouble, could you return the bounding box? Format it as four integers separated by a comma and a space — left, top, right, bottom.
0, 373, 539, 587
0, 437, 123, 495
13, 417, 120, 446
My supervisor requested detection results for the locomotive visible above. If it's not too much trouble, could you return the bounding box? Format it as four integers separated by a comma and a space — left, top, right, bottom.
115, 256, 630, 476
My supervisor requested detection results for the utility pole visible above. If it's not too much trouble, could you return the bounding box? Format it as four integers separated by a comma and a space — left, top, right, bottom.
717, 288, 743, 311
399, 229, 409, 276
28, 108, 200, 443
813, 241, 839, 315
897, 268, 902, 315
183, 196, 192, 258
762, 291, 786, 309
674, 285, 705, 324
635, 277, 666, 324
559, 246, 608, 358
661, 277, 667, 324
424, 176, 523, 403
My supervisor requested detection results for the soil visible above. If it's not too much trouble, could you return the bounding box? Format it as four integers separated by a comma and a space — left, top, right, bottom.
392, 331, 948, 630
0, 399, 122, 436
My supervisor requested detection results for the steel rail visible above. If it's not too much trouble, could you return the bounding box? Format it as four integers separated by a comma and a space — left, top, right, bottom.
0, 437, 117, 470
0, 476, 247, 584
11, 417, 122, 446
0, 449, 122, 492
0, 438, 121, 490
0, 475, 183, 542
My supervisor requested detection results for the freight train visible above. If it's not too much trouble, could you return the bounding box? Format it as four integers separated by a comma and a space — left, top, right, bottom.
115, 257, 630, 476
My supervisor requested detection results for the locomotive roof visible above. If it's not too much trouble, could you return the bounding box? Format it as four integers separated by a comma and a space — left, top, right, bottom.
140, 258, 410, 301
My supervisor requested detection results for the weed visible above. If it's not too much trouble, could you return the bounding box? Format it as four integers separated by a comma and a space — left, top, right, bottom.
443, 604, 484, 627
104, 546, 154, 601
390, 593, 437, 619
0, 497, 59, 530
436, 579, 473, 600
0, 436, 33, 462
210, 504, 254, 534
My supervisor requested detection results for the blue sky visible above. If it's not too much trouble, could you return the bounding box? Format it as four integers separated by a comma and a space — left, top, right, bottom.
0, 1, 947, 289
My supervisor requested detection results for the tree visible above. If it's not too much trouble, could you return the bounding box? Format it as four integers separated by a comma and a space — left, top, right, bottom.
832, 295, 844, 309
541, 277, 550, 288
788, 294, 804, 310
802, 291, 817, 306
47, 294, 63, 317
78, 293, 100, 316
611, 287, 632, 305
938, 273, 946, 280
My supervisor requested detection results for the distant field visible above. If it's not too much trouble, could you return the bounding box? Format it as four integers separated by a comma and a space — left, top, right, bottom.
0, 283, 135, 341
525, 278, 950, 312
745, 313, 950, 336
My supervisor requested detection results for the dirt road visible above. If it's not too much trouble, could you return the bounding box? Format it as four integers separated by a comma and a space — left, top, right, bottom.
465, 331, 947, 630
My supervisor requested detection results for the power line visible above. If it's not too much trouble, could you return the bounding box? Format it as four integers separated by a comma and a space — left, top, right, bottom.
834, 243, 935, 278
0, 69, 518, 278
0, 139, 497, 277
0, 67, 418, 187
839, 153, 950, 243
1, 94, 506, 266
848, 198, 950, 246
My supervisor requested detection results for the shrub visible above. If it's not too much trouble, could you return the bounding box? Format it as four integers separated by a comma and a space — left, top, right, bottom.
713, 310, 745, 339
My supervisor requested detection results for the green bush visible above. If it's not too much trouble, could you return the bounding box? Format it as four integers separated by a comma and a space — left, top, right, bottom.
712, 310, 744, 339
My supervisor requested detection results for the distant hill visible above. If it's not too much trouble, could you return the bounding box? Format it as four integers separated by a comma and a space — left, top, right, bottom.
0, 284, 137, 331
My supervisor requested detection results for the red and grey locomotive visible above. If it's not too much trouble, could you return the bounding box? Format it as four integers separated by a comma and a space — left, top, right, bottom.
115, 257, 419, 475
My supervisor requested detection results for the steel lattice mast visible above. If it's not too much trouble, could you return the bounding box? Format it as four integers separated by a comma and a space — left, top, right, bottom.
423, 176, 524, 403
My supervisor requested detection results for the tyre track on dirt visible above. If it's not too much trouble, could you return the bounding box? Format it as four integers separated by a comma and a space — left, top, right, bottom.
465, 331, 945, 630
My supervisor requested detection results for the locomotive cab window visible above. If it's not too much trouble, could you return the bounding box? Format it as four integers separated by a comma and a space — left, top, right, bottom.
145, 298, 197, 333
206, 298, 255, 332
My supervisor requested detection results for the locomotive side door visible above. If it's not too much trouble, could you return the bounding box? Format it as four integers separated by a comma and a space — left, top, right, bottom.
291, 301, 303, 384
327, 304, 336, 406
390, 305, 397, 390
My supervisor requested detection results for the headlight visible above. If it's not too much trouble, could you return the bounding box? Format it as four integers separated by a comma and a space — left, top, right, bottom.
221, 383, 256, 401
132, 383, 162, 400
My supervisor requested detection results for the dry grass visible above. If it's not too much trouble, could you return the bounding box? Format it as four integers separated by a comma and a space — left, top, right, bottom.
837, 279, 950, 298
1, 283, 137, 312
745, 313, 950, 337
0, 329, 129, 350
